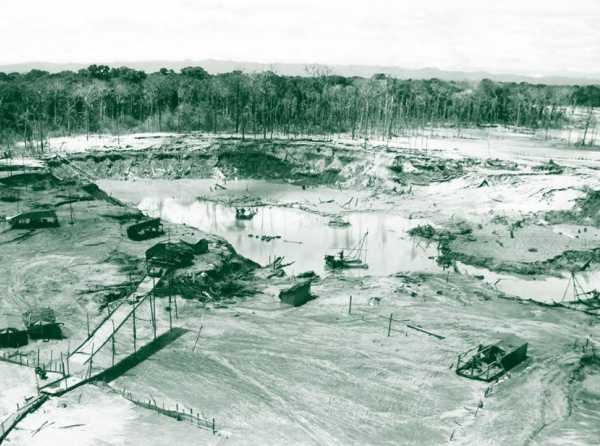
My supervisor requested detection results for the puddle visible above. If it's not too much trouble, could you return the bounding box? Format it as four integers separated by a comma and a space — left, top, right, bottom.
137, 197, 441, 276
459, 263, 600, 304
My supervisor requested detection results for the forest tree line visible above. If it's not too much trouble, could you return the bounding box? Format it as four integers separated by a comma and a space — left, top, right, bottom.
0, 64, 599, 149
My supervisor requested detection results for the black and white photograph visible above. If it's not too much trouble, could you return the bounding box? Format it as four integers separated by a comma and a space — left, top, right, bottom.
0, 1, 599, 444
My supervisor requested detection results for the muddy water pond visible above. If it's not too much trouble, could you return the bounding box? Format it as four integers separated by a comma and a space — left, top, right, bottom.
137, 197, 440, 276
98, 178, 440, 276
99, 179, 600, 303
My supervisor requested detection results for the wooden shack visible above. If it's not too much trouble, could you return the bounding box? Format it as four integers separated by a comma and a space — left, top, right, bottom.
127, 218, 164, 241
8, 210, 59, 229
145, 241, 196, 276
0, 327, 28, 348
456, 334, 528, 381
279, 280, 314, 307
22, 308, 63, 340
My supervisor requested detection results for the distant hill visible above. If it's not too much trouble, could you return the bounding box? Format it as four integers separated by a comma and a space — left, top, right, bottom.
1, 59, 599, 85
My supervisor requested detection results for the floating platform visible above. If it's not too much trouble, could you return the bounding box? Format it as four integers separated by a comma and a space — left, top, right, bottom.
235, 207, 257, 220
324, 254, 368, 269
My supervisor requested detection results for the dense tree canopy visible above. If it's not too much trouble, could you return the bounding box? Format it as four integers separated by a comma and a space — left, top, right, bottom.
0, 65, 596, 149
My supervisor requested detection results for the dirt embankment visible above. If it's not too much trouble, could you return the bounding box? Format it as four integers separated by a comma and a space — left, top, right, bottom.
46, 137, 510, 191
408, 201, 600, 277
47, 139, 356, 186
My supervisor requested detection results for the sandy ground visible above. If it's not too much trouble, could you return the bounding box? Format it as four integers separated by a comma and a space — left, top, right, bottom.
8, 385, 214, 445
0, 362, 38, 420
108, 273, 599, 446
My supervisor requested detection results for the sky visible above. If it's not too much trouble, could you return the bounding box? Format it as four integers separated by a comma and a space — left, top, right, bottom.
1, 0, 599, 75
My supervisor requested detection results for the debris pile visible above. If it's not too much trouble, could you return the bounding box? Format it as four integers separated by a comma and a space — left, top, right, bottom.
247, 234, 282, 242
533, 159, 564, 175
389, 155, 472, 184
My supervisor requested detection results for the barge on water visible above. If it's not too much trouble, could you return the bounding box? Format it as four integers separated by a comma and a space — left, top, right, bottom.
235, 207, 257, 220
324, 232, 369, 270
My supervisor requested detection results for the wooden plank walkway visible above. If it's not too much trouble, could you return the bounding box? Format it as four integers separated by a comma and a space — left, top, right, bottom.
69, 276, 155, 367
39, 275, 165, 395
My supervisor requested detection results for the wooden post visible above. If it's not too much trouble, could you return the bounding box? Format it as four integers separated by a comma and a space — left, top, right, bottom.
348, 295, 352, 315
212, 418, 216, 435
111, 320, 116, 367
88, 343, 94, 379
148, 295, 154, 338
174, 295, 178, 319
168, 295, 173, 331
60, 352, 67, 389
37, 348, 40, 367
151, 295, 157, 339
69, 190, 74, 225
133, 306, 137, 353
192, 325, 203, 353
387, 313, 393, 337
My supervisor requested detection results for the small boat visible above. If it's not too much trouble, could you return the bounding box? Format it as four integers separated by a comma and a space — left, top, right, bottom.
235, 207, 257, 220
328, 216, 350, 228
324, 232, 369, 270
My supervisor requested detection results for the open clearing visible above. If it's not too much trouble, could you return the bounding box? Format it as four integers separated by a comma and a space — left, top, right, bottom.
1, 129, 599, 445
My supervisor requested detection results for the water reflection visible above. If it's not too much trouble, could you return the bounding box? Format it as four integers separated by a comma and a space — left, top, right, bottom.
138, 197, 440, 276
458, 263, 600, 304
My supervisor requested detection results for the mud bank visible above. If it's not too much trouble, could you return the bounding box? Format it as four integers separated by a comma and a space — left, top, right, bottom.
409, 186, 600, 278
